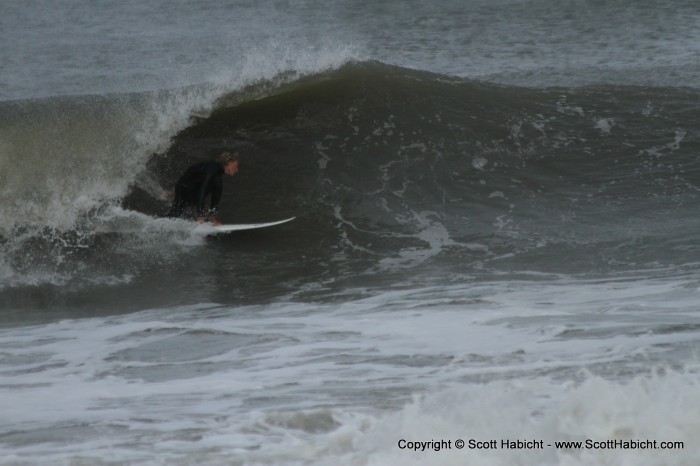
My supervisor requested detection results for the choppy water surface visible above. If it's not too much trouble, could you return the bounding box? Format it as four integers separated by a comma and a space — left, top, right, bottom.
2, 1, 700, 464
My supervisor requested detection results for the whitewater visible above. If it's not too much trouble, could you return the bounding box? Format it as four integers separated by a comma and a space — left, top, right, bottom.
2, 1, 700, 465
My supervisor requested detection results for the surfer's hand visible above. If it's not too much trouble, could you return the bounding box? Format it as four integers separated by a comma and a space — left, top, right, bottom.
197, 214, 220, 225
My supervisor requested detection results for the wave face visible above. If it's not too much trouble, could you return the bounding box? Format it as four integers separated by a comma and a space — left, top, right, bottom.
150, 62, 700, 273
3, 61, 700, 304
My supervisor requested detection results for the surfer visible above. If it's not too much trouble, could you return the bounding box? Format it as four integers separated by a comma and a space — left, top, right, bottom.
166, 151, 239, 225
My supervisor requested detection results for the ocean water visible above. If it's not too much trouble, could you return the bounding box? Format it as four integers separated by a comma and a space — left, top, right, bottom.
2, 1, 700, 464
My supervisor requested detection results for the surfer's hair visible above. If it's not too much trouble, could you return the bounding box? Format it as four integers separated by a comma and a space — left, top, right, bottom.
219, 151, 239, 164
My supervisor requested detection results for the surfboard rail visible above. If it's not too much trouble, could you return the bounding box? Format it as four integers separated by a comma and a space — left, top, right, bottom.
194, 217, 296, 234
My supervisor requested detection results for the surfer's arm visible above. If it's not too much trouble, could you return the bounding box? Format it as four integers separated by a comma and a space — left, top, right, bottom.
210, 176, 223, 210
196, 172, 215, 216
195, 172, 222, 224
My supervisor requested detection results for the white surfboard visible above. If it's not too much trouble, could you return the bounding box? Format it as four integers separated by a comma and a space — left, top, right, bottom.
194, 217, 295, 234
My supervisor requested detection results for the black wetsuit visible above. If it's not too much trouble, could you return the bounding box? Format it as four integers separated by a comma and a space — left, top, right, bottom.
167, 161, 226, 219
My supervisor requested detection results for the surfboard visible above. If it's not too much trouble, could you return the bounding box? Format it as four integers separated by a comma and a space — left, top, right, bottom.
194, 217, 295, 234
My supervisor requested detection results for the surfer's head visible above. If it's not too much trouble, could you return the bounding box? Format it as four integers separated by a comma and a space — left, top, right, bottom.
219, 151, 239, 176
